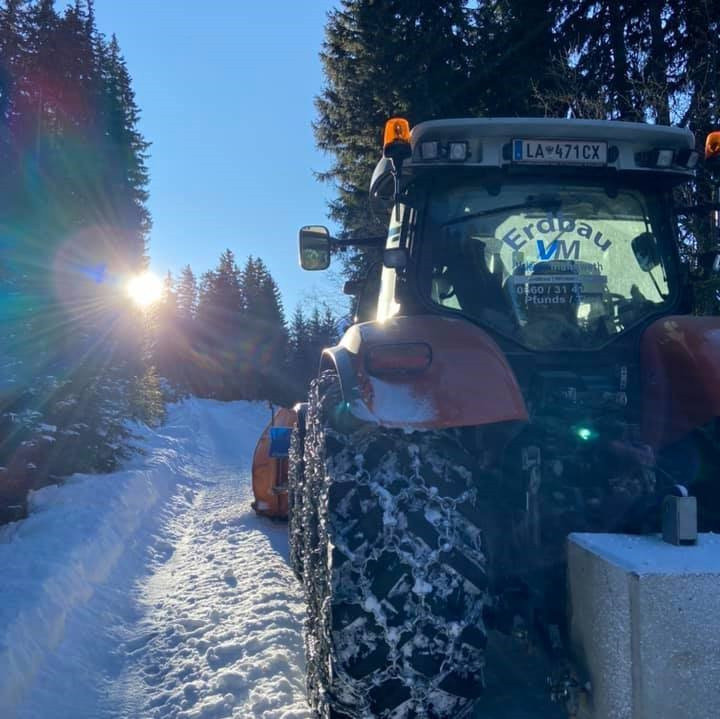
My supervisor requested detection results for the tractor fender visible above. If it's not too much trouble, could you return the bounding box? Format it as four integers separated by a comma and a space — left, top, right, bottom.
320, 314, 528, 429
642, 315, 720, 448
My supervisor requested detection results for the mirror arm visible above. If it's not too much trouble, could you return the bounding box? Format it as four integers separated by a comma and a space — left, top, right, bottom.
332, 236, 386, 248
390, 156, 406, 224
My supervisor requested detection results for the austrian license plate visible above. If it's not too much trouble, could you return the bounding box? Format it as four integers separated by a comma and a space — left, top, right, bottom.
513, 139, 607, 165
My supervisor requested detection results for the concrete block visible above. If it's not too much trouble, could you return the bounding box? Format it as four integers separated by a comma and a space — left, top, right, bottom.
567, 533, 720, 719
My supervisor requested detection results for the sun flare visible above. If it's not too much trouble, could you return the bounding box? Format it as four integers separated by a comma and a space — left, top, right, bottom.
127, 271, 163, 307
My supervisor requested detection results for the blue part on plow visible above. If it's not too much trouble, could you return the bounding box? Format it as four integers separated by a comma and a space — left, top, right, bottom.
268, 427, 292, 458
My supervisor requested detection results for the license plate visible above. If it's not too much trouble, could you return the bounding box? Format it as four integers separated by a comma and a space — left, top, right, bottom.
513, 139, 607, 165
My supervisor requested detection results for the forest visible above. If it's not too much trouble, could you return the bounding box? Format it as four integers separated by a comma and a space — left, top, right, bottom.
0, 0, 718, 519
151, 253, 339, 406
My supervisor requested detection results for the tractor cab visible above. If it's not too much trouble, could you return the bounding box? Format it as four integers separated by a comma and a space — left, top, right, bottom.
368, 118, 701, 351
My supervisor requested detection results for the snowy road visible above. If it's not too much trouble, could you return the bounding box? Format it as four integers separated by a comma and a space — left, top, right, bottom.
0, 399, 311, 719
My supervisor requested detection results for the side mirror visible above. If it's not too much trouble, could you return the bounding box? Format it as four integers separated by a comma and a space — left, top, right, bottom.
299, 225, 331, 271
632, 232, 661, 271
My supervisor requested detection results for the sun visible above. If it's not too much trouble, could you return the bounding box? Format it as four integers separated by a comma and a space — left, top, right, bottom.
127, 271, 163, 307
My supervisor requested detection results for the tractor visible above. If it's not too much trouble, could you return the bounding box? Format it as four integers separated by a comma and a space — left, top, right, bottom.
283, 117, 720, 718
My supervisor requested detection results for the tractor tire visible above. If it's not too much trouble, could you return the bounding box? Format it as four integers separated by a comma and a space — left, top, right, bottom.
288, 403, 309, 582
302, 371, 490, 719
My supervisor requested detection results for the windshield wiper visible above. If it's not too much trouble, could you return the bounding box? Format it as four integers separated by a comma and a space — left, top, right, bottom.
441, 197, 562, 227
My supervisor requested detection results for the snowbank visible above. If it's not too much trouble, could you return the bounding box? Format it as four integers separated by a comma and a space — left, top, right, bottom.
0, 403, 198, 709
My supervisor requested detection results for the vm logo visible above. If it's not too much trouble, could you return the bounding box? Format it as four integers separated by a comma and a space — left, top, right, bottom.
536, 239, 580, 261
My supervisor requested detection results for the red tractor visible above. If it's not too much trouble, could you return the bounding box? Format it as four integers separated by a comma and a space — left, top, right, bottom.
281, 118, 720, 718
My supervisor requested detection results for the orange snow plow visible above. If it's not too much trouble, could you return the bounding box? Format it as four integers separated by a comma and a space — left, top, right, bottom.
251, 405, 296, 519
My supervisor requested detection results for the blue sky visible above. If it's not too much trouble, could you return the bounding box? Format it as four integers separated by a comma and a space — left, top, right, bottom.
91, 0, 346, 314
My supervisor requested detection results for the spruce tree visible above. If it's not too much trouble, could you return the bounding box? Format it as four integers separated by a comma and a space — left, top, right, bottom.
0, 0, 28, 139
176, 264, 198, 320
288, 305, 311, 397
171, 265, 198, 391
255, 259, 289, 402
236, 256, 288, 401
195, 250, 243, 398
100, 32, 151, 261
315, 0, 474, 241
467, 1, 559, 117
152, 271, 179, 383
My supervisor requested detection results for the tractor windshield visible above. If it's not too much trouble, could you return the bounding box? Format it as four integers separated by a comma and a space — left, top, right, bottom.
423, 176, 677, 350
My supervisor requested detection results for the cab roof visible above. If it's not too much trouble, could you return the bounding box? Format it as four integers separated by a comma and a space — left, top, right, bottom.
371, 117, 696, 201
411, 117, 693, 148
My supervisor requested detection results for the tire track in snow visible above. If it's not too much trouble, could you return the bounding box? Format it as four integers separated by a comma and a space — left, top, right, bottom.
111, 399, 311, 719
117, 476, 310, 719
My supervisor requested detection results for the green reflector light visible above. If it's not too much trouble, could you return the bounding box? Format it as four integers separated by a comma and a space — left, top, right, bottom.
574, 426, 597, 441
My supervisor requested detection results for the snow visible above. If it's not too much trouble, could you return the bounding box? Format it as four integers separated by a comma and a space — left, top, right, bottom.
351, 377, 436, 426
0, 398, 310, 719
570, 532, 720, 575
